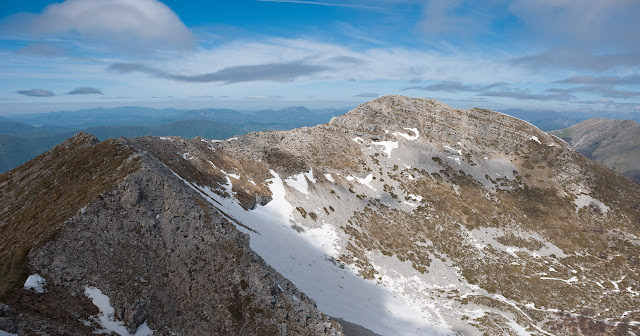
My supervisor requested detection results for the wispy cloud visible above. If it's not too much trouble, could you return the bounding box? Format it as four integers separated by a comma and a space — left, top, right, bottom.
511, 47, 640, 72
16, 43, 65, 57
17, 88, 54, 97
509, 0, 640, 49
256, 0, 412, 11
556, 74, 640, 86
415, 1, 640, 50
326, 56, 366, 65
417, 1, 500, 39
548, 86, 640, 99
577, 98, 615, 105
66, 87, 103, 95
353, 92, 379, 97
108, 60, 329, 84
478, 89, 575, 101
247, 95, 283, 100
403, 81, 507, 92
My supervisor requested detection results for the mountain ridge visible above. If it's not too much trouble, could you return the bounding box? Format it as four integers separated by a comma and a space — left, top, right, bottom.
0, 132, 342, 335
1, 95, 639, 335
551, 118, 640, 184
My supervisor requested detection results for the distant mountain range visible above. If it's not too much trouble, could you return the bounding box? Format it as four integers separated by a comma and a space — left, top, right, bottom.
1, 104, 639, 173
551, 118, 640, 184
0, 106, 349, 173
499, 108, 640, 131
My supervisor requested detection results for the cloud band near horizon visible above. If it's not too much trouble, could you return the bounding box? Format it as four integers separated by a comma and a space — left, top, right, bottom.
107, 61, 330, 84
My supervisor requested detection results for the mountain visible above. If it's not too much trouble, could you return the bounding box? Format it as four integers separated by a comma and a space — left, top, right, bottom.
0, 133, 79, 172
183, 106, 348, 131
5, 107, 187, 128
498, 108, 581, 131
551, 118, 640, 184
0, 121, 36, 135
0, 121, 242, 173
83, 120, 243, 141
0, 133, 342, 335
1, 96, 639, 335
498, 108, 640, 132
0, 106, 348, 173
182, 108, 244, 123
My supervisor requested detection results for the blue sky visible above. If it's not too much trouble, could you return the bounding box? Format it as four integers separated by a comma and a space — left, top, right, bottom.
1, 0, 640, 114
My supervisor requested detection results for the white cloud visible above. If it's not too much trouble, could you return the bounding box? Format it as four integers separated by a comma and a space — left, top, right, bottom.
140, 37, 533, 86
6, 0, 195, 51
416, 0, 640, 50
509, 0, 640, 48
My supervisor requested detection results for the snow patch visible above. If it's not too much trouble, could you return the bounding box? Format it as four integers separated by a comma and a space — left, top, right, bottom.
24, 274, 46, 293
84, 286, 153, 336
372, 140, 398, 158
530, 136, 541, 144
353, 137, 365, 144
300, 223, 341, 256
220, 170, 240, 180
324, 173, 335, 183
284, 169, 315, 195
574, 194, 609, 214
408, 194, 422, 202
446, 156, 461, 165
346, 173, 376, 191
443, 145, 462, 155
539, 276, 579, 284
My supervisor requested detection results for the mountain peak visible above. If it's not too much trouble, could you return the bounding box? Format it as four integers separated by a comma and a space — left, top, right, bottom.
67, 132, 100, 146
330, 95, 552, 155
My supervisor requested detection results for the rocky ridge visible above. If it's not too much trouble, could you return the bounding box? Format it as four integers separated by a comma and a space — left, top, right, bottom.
0, 133, 342, 335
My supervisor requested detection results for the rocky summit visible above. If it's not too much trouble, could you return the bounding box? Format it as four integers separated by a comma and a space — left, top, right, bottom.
1, 95, 639, 335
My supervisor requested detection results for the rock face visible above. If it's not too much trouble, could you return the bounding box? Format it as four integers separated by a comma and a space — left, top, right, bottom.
551, 118, 640, 184
1, 96, 640, 336
0, 133, 342, 335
